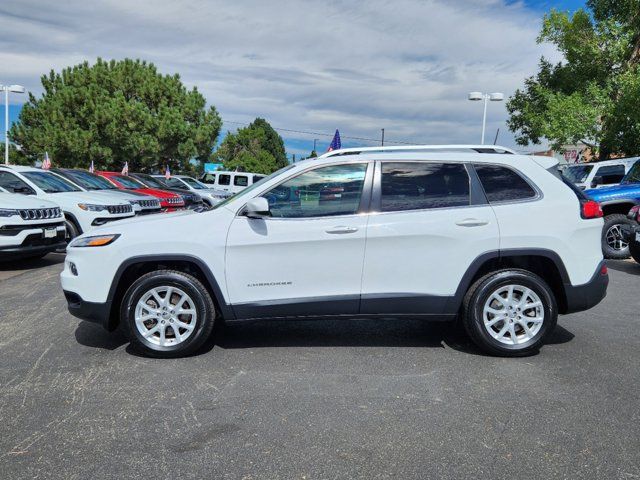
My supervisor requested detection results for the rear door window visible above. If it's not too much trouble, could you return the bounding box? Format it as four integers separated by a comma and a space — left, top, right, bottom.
380, 162, 470, 212
474, 164, 537, 203
595, 164, 626, 185
218, 174, 230, 186
234, 175, 249, 187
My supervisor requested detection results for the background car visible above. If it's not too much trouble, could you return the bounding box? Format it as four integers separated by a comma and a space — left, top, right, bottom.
152, 174, 231, 207
51, 168, 162, 215
96, 171, 185, 211
0, 187, 66, 260
199, 171, 265, 194
128, 173, 203, 208
622, 205, 640, 264
584, 159, 640, 259
0, 165, 134, 240
563, 158, 637, 190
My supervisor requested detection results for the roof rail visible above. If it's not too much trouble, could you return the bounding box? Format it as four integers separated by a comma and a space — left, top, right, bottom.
320, 145, 516, 158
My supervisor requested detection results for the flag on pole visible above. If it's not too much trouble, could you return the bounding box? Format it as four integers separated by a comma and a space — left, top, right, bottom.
42, 152, 51, 170
89, 160, 95, 173
121, 162, 129, 175
327, 130, 341, 152
165, 165, 171, 179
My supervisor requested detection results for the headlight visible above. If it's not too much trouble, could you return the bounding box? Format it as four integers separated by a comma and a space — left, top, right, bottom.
77, 203, 107, 212
68, 234, 120, 248
0, 209, 19, 217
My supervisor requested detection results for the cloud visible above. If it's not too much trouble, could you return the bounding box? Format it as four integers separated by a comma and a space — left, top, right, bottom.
0, 0, 560, 152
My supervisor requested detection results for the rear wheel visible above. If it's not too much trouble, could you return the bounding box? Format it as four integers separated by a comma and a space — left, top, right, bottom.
462, 269, 557, 357
602, 214, 633, 259
120, 270, 216, 358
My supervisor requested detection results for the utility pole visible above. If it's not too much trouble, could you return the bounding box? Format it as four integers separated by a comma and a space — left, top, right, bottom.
381, 128, 385, 146
1, 84, 26, 165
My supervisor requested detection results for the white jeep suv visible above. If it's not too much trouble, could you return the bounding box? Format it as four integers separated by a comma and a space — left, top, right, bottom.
60, 145, 608, 358
0, 187, 66, 260
0, 165, 135, 240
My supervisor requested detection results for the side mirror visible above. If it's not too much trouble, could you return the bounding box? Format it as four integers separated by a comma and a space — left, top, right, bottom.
245, 197, 270, 218
591, 176, 603, 188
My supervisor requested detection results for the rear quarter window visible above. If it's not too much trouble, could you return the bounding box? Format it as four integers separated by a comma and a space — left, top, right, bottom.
474, 164, 537, 203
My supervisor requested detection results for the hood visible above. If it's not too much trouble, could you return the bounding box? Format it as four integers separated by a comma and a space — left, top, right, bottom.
585, 183, 640, 200
131, 187, 180, 199
73, 190, 147, 203
90, 208, 198, 232
0, 192, 60, 209
96, 189, 153, 199
50, 190, 131, 206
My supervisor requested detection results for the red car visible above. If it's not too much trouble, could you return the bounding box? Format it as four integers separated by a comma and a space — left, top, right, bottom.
96, 171, 185, 211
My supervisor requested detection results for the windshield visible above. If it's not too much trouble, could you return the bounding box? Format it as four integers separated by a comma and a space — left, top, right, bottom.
65, 170, 117, 190
136, 174, 166, 189
113, 175, 145, 189
622, 161, 640, 184
210, 164, 296, 210
180, 176, 206, 189
563, 165, 593, 184
23, 171, 81, 193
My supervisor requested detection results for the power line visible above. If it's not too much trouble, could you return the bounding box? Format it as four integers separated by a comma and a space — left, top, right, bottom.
221, 119, 423, 146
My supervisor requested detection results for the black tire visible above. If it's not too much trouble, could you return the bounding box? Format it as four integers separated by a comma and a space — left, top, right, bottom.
602, 214, 634, 259
56, 218, 80, 253
461, 269, 558, 357
120, 270, 216, 358
630, 241, 640, 265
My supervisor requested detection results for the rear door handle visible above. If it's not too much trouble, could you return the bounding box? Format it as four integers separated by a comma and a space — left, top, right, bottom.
326, 226, 359, 234
455, 219, 489, 227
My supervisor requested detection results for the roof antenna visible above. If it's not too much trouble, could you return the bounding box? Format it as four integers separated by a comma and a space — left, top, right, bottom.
493, 128, 500, 145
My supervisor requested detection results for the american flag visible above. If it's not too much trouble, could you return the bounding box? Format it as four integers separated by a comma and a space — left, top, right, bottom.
165, 165, 171, 179
89, 160, 95, 173
327, 130, 341, 152
121, 162, 129, 175
42, 152, 51, 170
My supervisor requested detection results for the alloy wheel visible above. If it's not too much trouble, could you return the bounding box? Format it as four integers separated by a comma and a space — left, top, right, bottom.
605, 224, 628, 251
134, 286, 197, 347
482, 284, 544, 345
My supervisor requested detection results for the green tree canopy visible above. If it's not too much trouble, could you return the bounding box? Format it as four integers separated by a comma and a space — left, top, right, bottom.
9, 58, 222, 172
507, 0, 640, 159
212, 118, 287, 174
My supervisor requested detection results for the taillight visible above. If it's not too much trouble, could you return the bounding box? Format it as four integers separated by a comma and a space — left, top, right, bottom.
628, 205, 640, 221
581, 200, 603, 219
600, 264, 608, 276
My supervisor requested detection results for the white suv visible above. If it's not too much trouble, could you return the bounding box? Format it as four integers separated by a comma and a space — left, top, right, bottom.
60, 145, 608, 358
0, 187, 66, 260
200, 171, 265, 194
0, 165, 135, 240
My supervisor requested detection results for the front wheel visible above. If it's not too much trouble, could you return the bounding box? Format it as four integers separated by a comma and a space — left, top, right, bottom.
461, 269, 558, 357
120, 270, 216, 358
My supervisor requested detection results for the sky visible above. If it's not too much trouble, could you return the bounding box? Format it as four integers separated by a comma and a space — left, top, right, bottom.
0, 0, 585, 159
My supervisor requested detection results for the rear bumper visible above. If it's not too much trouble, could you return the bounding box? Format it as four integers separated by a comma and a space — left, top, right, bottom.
63, 290, 112, 329
563, 261, 609, 314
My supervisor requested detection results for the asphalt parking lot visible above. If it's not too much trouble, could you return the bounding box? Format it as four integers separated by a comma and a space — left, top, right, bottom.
1, 255, 639, 479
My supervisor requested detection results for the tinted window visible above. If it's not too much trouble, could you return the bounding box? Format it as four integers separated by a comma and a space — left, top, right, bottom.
623, 161, 640, 184
136, 174, 166, 189
202, 173, 217, 183
475, 164, 537, 203
23, 171, 81, 193
181, 177, 206, 189
218, 174, 230, 185
165, 178, 185, 189
63, 170, 117, 190
112, 175, 144, 189
563, 165, 593, 183
380, 162, 469, 212
263, 164, 367, 218
253, 175, 265, 184
0, 171, 34, 193
234, 175, 249, 187
595, 164, 625, 185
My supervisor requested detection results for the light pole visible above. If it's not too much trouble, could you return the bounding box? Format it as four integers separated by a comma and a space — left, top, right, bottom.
1, 84, 26, 165
468, 91, 503, 145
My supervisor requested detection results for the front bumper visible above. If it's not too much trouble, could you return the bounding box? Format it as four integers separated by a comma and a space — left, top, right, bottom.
563, 260, 609, 314
620, 223, 639, 245
63, 290, 112, 328
0, 224, 66, 260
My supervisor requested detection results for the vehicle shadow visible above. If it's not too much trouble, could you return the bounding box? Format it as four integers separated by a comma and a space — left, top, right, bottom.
0, 252, 65, 271
75, 321, 128, 351
75, 316, 575, 358
606, 259, 640, 275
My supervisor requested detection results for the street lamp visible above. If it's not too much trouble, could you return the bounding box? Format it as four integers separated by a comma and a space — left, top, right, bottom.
1, 84, 26, 165
468, 91, 503, 145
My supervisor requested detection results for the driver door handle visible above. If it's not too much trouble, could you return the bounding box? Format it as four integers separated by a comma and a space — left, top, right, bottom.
326, 226, 359, 234
455, 218, 489, 227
